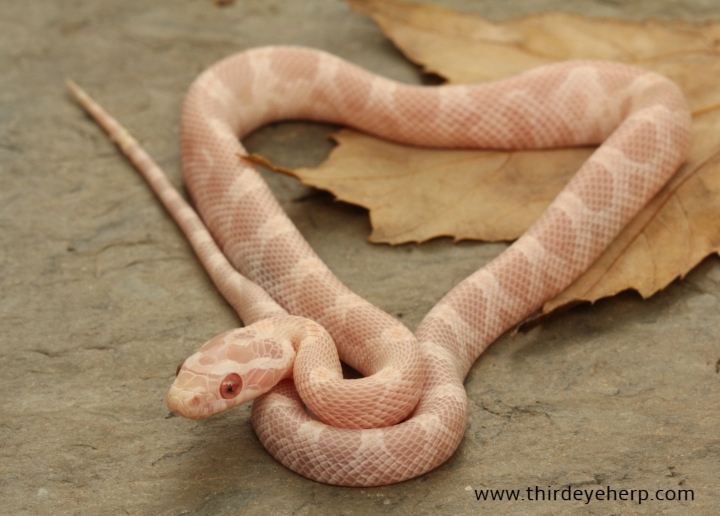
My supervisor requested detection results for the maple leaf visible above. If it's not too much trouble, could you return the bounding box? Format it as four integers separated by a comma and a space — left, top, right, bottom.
255, 0, 720, 318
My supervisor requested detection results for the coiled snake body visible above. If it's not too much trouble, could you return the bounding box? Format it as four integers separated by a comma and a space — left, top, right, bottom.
69, 46, 691, 486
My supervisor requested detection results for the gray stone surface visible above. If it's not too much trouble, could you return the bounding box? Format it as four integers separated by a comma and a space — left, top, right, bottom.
1, 0, 718, 514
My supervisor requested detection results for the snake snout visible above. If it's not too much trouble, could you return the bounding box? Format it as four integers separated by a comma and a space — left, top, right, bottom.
166, 386, 210, 419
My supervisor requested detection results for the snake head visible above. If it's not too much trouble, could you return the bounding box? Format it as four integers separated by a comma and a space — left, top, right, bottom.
166, 323, 296, 420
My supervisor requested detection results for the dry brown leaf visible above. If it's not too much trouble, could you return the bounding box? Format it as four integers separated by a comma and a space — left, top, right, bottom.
262, 0, 720, 317
290, 131, 591, 243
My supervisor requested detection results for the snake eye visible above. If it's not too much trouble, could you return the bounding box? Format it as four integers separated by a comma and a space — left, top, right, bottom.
220, 373, 243, 400
175, 361, 185, 376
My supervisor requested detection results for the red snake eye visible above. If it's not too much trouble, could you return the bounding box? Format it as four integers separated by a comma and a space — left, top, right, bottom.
175, 361, 185, 376
220, 373, 243, 400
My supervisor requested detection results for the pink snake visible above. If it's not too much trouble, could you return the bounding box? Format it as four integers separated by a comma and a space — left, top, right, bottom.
68, 46, 691, 486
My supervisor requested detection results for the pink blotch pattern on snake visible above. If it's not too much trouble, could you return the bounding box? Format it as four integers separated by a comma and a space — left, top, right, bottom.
68, 46, 691, 486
